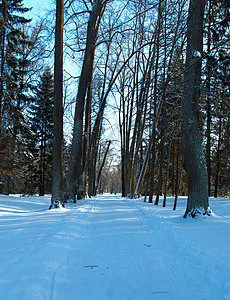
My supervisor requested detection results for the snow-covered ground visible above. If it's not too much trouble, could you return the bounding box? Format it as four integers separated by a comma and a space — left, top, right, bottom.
0, 193, 230, 300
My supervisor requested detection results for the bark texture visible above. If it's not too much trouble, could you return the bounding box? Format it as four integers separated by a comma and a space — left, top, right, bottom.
181, 0, 209, 217
0, 0, 7, 134
51, 0, 64, 207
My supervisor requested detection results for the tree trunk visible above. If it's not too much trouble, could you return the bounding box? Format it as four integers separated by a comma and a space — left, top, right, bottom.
82, 41, 111, 196
181, 0, 209, 217
173, 157, 183, 211
214, 117, 222, 198
39, 141, 44, 196
119, 80, 128, 197
130, 94, 148, 198
206, 0, 212, 197
155, 134, 165, 206
175, 139, 180, 194
134, 91, 164, 198
134, 0, 168, 198
65, 1, 106, 201
171, 140, 175, 195
50, 0, 64, 208
163, 141, 171, 207
148, 137, 156, 203
206, 97, 211, 197
82, 70, 92, 196
96, 140, 111, 192
0, 0, 7, 135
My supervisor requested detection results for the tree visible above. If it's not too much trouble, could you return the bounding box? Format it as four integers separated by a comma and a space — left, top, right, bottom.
181, 0, 209, 217
64, 0, 108, 201
96, 139, 111, 193
203, 0, 230, 197
0, 0, 30, 134
133, 0, 187, 199
0, 0, 33, 194
50, 0, 64, 208
29, 69, 54, 196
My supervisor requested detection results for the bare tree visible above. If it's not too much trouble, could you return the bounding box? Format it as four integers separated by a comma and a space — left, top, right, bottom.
64, 0, 108, 202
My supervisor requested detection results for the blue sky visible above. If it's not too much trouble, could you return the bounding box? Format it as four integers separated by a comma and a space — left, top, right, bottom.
23, 0, 54, 19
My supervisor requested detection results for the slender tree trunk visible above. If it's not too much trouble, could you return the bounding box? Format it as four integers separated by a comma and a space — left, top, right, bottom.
50, 0, 64, 208
163, 141, 171, 207
155, 134, 165, 205
148, 137, 156, 203
127, 59, 140, 197
96, 140, 111, 192
206, 0, 212, 197
120, 141, 126, 197
181, 0, 209, 217
82, 72, 92, 196
43, 142, 46, 195
173, 157, 183, 210
130, 95, 148, 198
134, 0, 166, 198
145, 3, 162, 203
88, 154, 94, 198
206, 99, 211, 196
0, 0, 7, 135
134, 92, 164, 197
119, 80, 128, 197
214, 117, 222, 198
39, 141, 44, 196
155, 81, 167, 205
92, 139, 99, 196
171, 140, 175, 195
82, 40, 111, 196
175, 139, 179, 194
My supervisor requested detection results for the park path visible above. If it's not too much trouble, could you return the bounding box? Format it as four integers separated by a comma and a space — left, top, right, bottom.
0, 193, 229, 300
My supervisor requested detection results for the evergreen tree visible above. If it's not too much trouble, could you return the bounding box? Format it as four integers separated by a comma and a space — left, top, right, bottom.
0, 0, 31, 134
50, 0, 64, 208
0, 0, 31, 194
28, 68, 54, 196
203, 0, 230, 197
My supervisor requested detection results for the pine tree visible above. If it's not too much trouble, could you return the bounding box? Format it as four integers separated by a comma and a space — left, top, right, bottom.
0, 0, 32, 194
0, 0, 31, 134
28, 68, 54, 196
203, 0, 230, 197
51, 0, 64, 208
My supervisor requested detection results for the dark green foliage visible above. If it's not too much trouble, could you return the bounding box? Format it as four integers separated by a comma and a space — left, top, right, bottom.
1, 0, 31, 133
202, 0, 230, 197
0, 0, 32, 194
27, 69, 54, 195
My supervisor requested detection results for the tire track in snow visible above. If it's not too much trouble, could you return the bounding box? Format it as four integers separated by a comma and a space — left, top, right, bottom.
68, 195, 178, 299
41, 194, 230, 300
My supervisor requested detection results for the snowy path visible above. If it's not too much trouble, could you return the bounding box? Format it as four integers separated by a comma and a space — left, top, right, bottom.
0, 194, 230, 299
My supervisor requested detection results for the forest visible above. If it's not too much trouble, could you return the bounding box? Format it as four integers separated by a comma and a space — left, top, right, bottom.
0, 0, 229, 217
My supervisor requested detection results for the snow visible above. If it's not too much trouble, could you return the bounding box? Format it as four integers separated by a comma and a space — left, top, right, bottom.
0, 194, 230, 299
192, 50, 202, 58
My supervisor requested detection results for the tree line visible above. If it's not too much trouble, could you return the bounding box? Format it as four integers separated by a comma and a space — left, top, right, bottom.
0, 0, 229, 217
